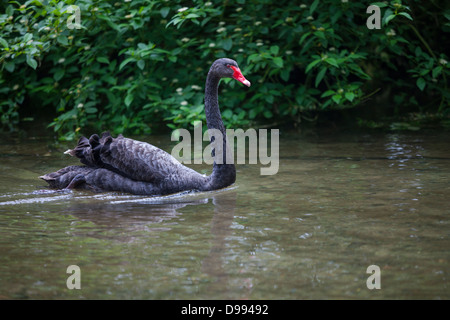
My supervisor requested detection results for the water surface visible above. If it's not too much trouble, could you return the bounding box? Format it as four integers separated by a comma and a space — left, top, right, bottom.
0, 129, 449, 299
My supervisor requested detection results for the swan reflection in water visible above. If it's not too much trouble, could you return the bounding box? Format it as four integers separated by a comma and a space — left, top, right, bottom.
57, 188, 240, 297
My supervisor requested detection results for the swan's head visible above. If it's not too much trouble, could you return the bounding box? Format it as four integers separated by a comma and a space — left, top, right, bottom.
211, 58, 251, 87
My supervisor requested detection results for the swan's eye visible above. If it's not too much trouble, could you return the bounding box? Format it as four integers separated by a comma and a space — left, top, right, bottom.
227, 64, 239, 73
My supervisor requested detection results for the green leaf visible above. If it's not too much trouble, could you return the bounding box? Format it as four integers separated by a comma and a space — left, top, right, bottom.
166, 17, 182, 28
137, 59, 145, 70
280, 68, 290, 81
4, 62, 14, 72
270, 45, 279, 55
398, 12, 413, 21
370, 2, 388, 8
85, 107, 98, 114
23, 33, 33, 42
332, 94, 342, 104
103, 75, 117, 85
345, 92, 355, 102
315, 67, 327, 87
0, 37, 8, 48
54, 69, 65, 81
432, 66, 442, 79
98, 14, 120, 31
305, 59, 321, 73
119, 57, 134, 70
96, 57, 110, 64
310, 0, 319, 14
6, 5, 14, 16
222, 38, 232, 51
419, 69, 429, 76
324, 58, 339, 68
415, 46, 423, 57
125, 93, 134, 107
137, 43, 147, 50
321, 90, 335, 98
382, 8, 393, 25
186, 13, 201, 19
273, 57, 283, 68
299, 32, 311, 45
263, 110, 273, 119
385, 14, 396, 25
26, 56, 38, 70
222, 109, 233, 119
160, 7, 170, 18
57, 35, 68, 45
416, 77, 426, 91
314, 31, 325, 40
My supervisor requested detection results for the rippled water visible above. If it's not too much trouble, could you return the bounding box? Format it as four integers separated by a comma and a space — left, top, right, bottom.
0, 129, 448, 299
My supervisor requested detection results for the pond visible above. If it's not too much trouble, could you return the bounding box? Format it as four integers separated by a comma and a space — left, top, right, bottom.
0, 128, 448, 299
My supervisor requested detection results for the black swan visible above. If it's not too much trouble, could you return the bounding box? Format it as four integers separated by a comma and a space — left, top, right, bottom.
40, 58, 251, 195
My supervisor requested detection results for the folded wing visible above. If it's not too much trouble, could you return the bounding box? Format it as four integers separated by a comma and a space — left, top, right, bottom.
66, 132, 184, 183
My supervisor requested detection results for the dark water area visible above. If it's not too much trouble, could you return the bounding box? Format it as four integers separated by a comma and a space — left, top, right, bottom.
0, 128, 449, 299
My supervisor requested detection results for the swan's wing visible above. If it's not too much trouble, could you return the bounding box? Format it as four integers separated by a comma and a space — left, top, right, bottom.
99, 134, 184, 182
67, 132, 184, 183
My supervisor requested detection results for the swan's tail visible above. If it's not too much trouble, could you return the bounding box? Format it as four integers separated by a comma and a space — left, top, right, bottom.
64, 148, 75, 156
64, 135, 93, 159
63, 132, 115, 167
39, 166, 93, 189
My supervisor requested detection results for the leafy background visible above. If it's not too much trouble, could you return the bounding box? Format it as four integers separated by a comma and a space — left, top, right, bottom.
0, 0, 449, 140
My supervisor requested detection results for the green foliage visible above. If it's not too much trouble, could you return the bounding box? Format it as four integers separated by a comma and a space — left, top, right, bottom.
0, 0, 449, 139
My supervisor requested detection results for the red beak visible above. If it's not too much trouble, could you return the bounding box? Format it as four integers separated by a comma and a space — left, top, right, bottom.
229, 66, 251, 87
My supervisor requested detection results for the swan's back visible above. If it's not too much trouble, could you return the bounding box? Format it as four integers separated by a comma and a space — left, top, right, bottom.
68, 132, 193, 183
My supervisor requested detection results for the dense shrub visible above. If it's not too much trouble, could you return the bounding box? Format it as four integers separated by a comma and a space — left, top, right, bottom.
0, 0, 449, 140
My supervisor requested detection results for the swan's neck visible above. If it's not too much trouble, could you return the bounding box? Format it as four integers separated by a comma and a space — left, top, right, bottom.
204, 72, 236, 189
205, 73, 223, 134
